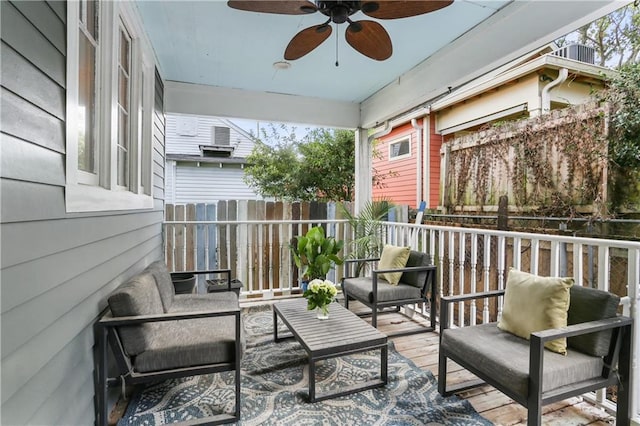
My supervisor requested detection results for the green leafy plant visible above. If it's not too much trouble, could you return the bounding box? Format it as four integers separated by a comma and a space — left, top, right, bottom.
290, 226, 344, 280
340, 199, 394, 276
303, 279, 338, 315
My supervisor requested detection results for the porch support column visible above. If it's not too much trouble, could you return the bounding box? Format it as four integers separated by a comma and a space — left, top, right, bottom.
354, 127, 372, 214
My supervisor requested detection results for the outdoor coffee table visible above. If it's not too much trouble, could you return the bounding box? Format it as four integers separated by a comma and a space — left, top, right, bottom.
273, 298, 388, 402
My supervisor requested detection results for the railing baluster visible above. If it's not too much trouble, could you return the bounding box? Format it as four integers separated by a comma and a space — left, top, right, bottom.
448, 231, 455, 326
458, 232, 466, 327
470, 233, 478, 326
497, 235, 505, 319
598, 245, 610, 292
483, 233, 491, 324
531, 239, 540, 275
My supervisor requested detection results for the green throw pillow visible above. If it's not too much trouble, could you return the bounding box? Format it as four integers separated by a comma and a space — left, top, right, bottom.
497, 268, 574, 355
378, 245, 411, 285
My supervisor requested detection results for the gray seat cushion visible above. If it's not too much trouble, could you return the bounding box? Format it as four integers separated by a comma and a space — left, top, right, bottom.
143, 260, 175, 312
171, 291, 240, 312
568, 285, 620, 356
441, 323, 603, 399
107, 272, 164, 356
343, 276, 421, 303
134, 312, 243, 373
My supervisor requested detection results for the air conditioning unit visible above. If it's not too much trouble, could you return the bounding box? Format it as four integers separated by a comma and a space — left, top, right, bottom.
552, 44, 595, 65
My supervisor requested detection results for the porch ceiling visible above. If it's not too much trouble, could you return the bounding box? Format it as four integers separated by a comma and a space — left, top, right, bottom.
135, 1, 623, 128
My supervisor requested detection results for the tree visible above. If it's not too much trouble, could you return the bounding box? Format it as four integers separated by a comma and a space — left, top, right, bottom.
605, 61, 640, 211
243, 124, 356, 201
558, 4, 640, 68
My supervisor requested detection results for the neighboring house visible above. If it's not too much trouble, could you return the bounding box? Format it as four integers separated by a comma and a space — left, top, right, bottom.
372, 43, 613, 210
165, 114, 263, 204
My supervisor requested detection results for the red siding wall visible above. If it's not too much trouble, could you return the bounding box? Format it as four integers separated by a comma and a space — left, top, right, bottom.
372, 122, 419, 208
428, 114, 443, 209
371, 116, 444, 210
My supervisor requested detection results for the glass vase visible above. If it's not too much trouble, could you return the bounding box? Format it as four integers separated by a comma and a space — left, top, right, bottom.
316, 304, 330, 320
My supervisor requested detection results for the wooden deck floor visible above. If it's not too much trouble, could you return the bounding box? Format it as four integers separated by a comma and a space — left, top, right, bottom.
368, 307, 615, 426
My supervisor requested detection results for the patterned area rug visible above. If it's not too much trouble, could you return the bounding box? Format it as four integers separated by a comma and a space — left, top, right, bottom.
118, 305, 492, 425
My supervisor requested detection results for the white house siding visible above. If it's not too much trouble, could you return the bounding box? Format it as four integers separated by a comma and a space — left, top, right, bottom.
165, 113, 261, 202
0, 2, 165, 424
173, 163, 263, 203
166, 113, 255, 157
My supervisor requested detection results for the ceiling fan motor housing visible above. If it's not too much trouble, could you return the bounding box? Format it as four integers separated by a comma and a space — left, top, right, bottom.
316, 1, 362, 23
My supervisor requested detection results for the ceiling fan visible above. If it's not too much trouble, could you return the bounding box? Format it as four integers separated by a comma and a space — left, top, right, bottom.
227, 1, 453, 61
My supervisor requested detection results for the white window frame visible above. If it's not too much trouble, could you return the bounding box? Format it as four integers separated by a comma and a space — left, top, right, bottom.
66, 1, 154, 212
388, 136, 411, 161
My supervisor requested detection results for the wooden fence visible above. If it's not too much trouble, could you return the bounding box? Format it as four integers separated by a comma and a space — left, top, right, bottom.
164, 201, 353, 295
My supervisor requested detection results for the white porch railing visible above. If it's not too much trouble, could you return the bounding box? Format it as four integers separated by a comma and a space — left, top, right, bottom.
163, 219, 639, 421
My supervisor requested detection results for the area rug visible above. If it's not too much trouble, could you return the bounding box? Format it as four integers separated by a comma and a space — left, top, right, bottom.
118, 305, 492, 425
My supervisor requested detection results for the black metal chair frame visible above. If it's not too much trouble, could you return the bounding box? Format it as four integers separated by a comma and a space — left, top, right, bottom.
438, 290, 633, 426
341, 255, 437, 337
95, 268, 241, 426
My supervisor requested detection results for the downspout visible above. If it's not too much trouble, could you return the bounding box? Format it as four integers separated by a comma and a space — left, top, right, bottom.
541, 68, 568, 113
411, 118, 423, 208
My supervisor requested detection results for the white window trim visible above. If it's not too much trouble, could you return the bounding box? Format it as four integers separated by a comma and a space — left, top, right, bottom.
388, 136, 412, 161
66, 1, 154, 212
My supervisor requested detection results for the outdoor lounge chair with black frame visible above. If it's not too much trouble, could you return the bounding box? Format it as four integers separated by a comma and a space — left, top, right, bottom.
341, 248, 437, 337
438, 273, 633, 426
95, 261, 244, 426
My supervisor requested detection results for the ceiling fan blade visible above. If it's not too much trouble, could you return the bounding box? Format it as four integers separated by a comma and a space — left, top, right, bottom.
284, 24, 332, 60
361, 1, 453, 19
227, 1, 317, 15
345, 20, 392, 61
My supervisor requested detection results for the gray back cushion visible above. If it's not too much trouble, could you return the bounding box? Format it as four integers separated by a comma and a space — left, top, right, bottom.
144, 260, 174, 312
108, 271, 164, 356
400, 251, 432, 288
567, 285, 620, 357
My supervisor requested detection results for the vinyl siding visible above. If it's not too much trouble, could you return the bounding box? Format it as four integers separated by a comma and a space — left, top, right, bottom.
428, 114, 443, 209
373, 124, 420, 208
166, 114, 255, 157
173, 163, 263, 203
0, 3, 165, 425
165, 114, 259, 202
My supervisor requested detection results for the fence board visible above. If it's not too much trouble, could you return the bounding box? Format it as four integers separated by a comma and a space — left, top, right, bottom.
175, 205, 185, 271
186, 204, 196, 271
206, 204, 217, 271
165, 204, 174, 270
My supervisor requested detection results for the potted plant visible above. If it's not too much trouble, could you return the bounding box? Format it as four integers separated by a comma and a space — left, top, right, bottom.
291, 226, 344, 288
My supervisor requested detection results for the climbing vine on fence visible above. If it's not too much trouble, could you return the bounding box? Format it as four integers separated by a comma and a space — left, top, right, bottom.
445, 103, 608, 217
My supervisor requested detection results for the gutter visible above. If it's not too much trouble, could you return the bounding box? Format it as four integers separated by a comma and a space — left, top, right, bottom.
541, 67, 568, 113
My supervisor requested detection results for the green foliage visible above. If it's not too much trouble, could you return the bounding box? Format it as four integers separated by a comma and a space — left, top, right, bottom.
607, 62, 640, 168
605, 62, 640, 210
340, 199, 393, 276
243, 124, 355, 201
290, 226, 344, 280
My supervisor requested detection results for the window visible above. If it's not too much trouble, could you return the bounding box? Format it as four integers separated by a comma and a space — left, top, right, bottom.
389, 137, 411, 160
77, 0, 99, 184
66, 1, 154, 211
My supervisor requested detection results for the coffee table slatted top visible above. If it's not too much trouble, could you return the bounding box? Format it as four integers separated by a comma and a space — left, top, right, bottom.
273, 299, 387, 358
